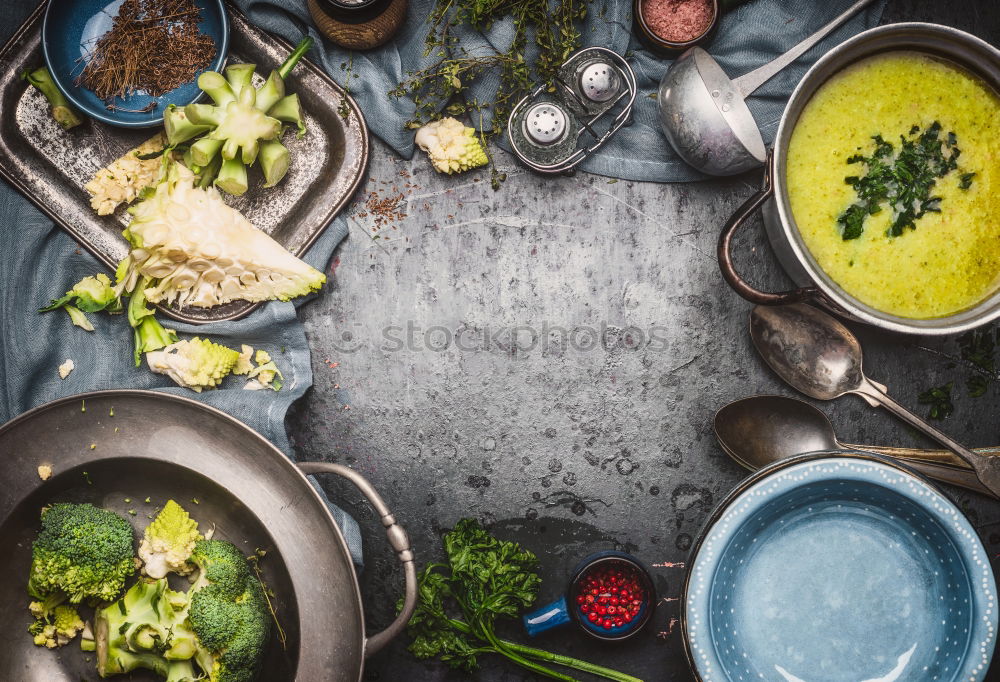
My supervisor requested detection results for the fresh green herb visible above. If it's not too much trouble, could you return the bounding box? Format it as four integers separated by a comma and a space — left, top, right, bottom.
390, 0, 589, 187
959, 327, 997, 373
966, 374, 989, 398
918, 382, 954, 419
838, 121, 975, 240
404, 518, 641, 682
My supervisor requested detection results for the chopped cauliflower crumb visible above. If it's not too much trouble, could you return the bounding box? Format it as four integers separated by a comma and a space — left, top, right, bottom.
58, 359, 74, 379
254, 349, 271, 365
84, 133, 167, 215
37, 464, 52, 480
233, 345, 254, 375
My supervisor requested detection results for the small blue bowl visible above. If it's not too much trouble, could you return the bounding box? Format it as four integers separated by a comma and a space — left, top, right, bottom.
684, 452, 997, 682
42, 0, 229, 128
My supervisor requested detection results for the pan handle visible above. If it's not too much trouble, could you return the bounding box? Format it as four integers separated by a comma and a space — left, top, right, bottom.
298, 462, 418, 658
717, 149, 820, 305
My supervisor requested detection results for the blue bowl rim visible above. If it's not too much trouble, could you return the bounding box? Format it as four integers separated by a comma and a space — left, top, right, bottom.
681, 450, 999, 682
40, 0, 230, 128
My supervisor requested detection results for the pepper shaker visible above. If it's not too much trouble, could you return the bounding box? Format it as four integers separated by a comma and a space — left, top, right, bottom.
308, 0, 407, 50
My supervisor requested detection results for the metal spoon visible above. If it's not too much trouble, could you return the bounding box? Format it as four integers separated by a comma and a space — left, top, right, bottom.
749, 303, 1000, 497
657, 0, 876, 176
714, 395, 998, 497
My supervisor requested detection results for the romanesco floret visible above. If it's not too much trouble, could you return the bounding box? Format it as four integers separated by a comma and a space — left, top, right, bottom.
146, 338, 240, 392
414, 117, 489, 175
139, 500, 203, 579
29, 603, 85, 648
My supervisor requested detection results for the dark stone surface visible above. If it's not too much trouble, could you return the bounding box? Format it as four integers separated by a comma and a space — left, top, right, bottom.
287, 2, 1000, 679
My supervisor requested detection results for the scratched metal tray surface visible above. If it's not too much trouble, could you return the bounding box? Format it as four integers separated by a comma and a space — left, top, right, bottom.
0, 1, 368, 324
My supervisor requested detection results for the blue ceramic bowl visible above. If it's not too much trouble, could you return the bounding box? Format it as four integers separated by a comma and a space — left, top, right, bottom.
42, 0, 229, 128
684, 452, 997, 682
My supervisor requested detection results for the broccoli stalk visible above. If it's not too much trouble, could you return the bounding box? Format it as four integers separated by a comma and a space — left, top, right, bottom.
127, 277, 178, 366
164, 36, 313, 192
22, 67, 83, 130
94, 578, 200, 682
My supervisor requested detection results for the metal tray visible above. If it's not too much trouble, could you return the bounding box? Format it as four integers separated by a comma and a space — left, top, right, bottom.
0, 1, 368, 324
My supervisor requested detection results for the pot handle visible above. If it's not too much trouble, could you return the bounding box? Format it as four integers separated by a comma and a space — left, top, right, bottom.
298, 462, 418, 658
717, 149, 819, 305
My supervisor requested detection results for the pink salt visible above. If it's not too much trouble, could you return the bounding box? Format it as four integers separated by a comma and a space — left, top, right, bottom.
641, 0, 714, 43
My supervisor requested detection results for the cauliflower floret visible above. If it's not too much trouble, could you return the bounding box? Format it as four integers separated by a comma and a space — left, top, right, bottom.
58, 359, 74, 379
84, 133, 168, 215
138, 500, 202, 579
233, 344, 255, 375
146, 337, 240, 392
414, 117, 489, 174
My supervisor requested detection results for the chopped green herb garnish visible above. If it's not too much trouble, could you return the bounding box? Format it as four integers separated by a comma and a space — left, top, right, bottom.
837, 121, 975, 240
918, 382, 954, 419
967, 374, 989, 398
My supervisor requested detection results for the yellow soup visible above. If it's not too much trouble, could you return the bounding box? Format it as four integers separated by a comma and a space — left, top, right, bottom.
787, 51, 1000, 319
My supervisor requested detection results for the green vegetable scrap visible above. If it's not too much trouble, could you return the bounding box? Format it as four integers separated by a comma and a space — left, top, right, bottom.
164, 36, 313, 194
415, 117, 489, 174
146, 338, 241, 393
918, 382, 954, 420
138, 499, 202, 578
39, 273, 122, 331
22, 66, 83, 130
838, 121, 975, 240
405, 518, 642, 682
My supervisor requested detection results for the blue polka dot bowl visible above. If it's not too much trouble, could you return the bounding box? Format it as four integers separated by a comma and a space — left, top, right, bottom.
683, 452, 997, 682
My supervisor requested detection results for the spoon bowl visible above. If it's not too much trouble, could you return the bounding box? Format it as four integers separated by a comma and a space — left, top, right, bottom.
657, 0, 876, 176
750, 303, 864, 400
714, 395, 838, 468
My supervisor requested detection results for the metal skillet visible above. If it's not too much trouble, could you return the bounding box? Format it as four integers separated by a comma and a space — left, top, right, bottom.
0, 390, 417, 682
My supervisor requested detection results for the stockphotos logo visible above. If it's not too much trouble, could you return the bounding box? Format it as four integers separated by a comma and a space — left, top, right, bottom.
329, 321, 671, 354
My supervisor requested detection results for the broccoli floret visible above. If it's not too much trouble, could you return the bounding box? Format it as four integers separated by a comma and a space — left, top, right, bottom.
188, 540, 272, 682
94, 578, 199, 682
139, 500, 203, 579
28, 503, 135, 604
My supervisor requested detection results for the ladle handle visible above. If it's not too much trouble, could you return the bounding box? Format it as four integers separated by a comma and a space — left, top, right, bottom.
852, 381, 1000, 497
718, 150, 819, 305
731, 0, 878, 98
298, 462, 418, 658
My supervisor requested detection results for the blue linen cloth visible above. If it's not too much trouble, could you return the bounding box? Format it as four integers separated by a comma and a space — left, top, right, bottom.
0, 1, 362, 565
236, 0, 886, 182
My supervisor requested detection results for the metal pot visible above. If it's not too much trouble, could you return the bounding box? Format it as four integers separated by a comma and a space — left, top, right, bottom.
0, 390, 417, 682
718, 23, 1000, 335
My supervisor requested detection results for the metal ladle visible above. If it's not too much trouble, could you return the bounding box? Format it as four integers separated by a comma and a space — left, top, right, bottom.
714, 394, 1000, 497
749, 303, 1000, 498
657, 0, 877, 175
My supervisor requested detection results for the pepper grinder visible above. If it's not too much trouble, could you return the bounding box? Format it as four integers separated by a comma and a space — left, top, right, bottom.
308, 0, 407, 50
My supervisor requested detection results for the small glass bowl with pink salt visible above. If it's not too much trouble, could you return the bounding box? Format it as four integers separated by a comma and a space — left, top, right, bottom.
633, 0, 718, 56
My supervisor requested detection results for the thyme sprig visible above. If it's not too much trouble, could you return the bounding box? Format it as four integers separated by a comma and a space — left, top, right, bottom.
390, 0, 589, 187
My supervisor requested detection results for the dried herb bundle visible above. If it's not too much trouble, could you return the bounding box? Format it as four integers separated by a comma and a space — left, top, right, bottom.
390, 0, 589, 187
76, 0, 216, 104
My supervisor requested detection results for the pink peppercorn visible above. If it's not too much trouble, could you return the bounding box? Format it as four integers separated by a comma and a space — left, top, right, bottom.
641, 0, 714, 43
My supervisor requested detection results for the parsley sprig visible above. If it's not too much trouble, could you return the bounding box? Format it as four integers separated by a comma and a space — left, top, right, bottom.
838, 121, 975, 240
404, 518, 642, 681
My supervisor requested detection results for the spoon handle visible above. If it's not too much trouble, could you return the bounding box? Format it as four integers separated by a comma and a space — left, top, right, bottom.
841, 443, 1000, 470
853, 380, 1000, 497
732, 0, 877, 98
